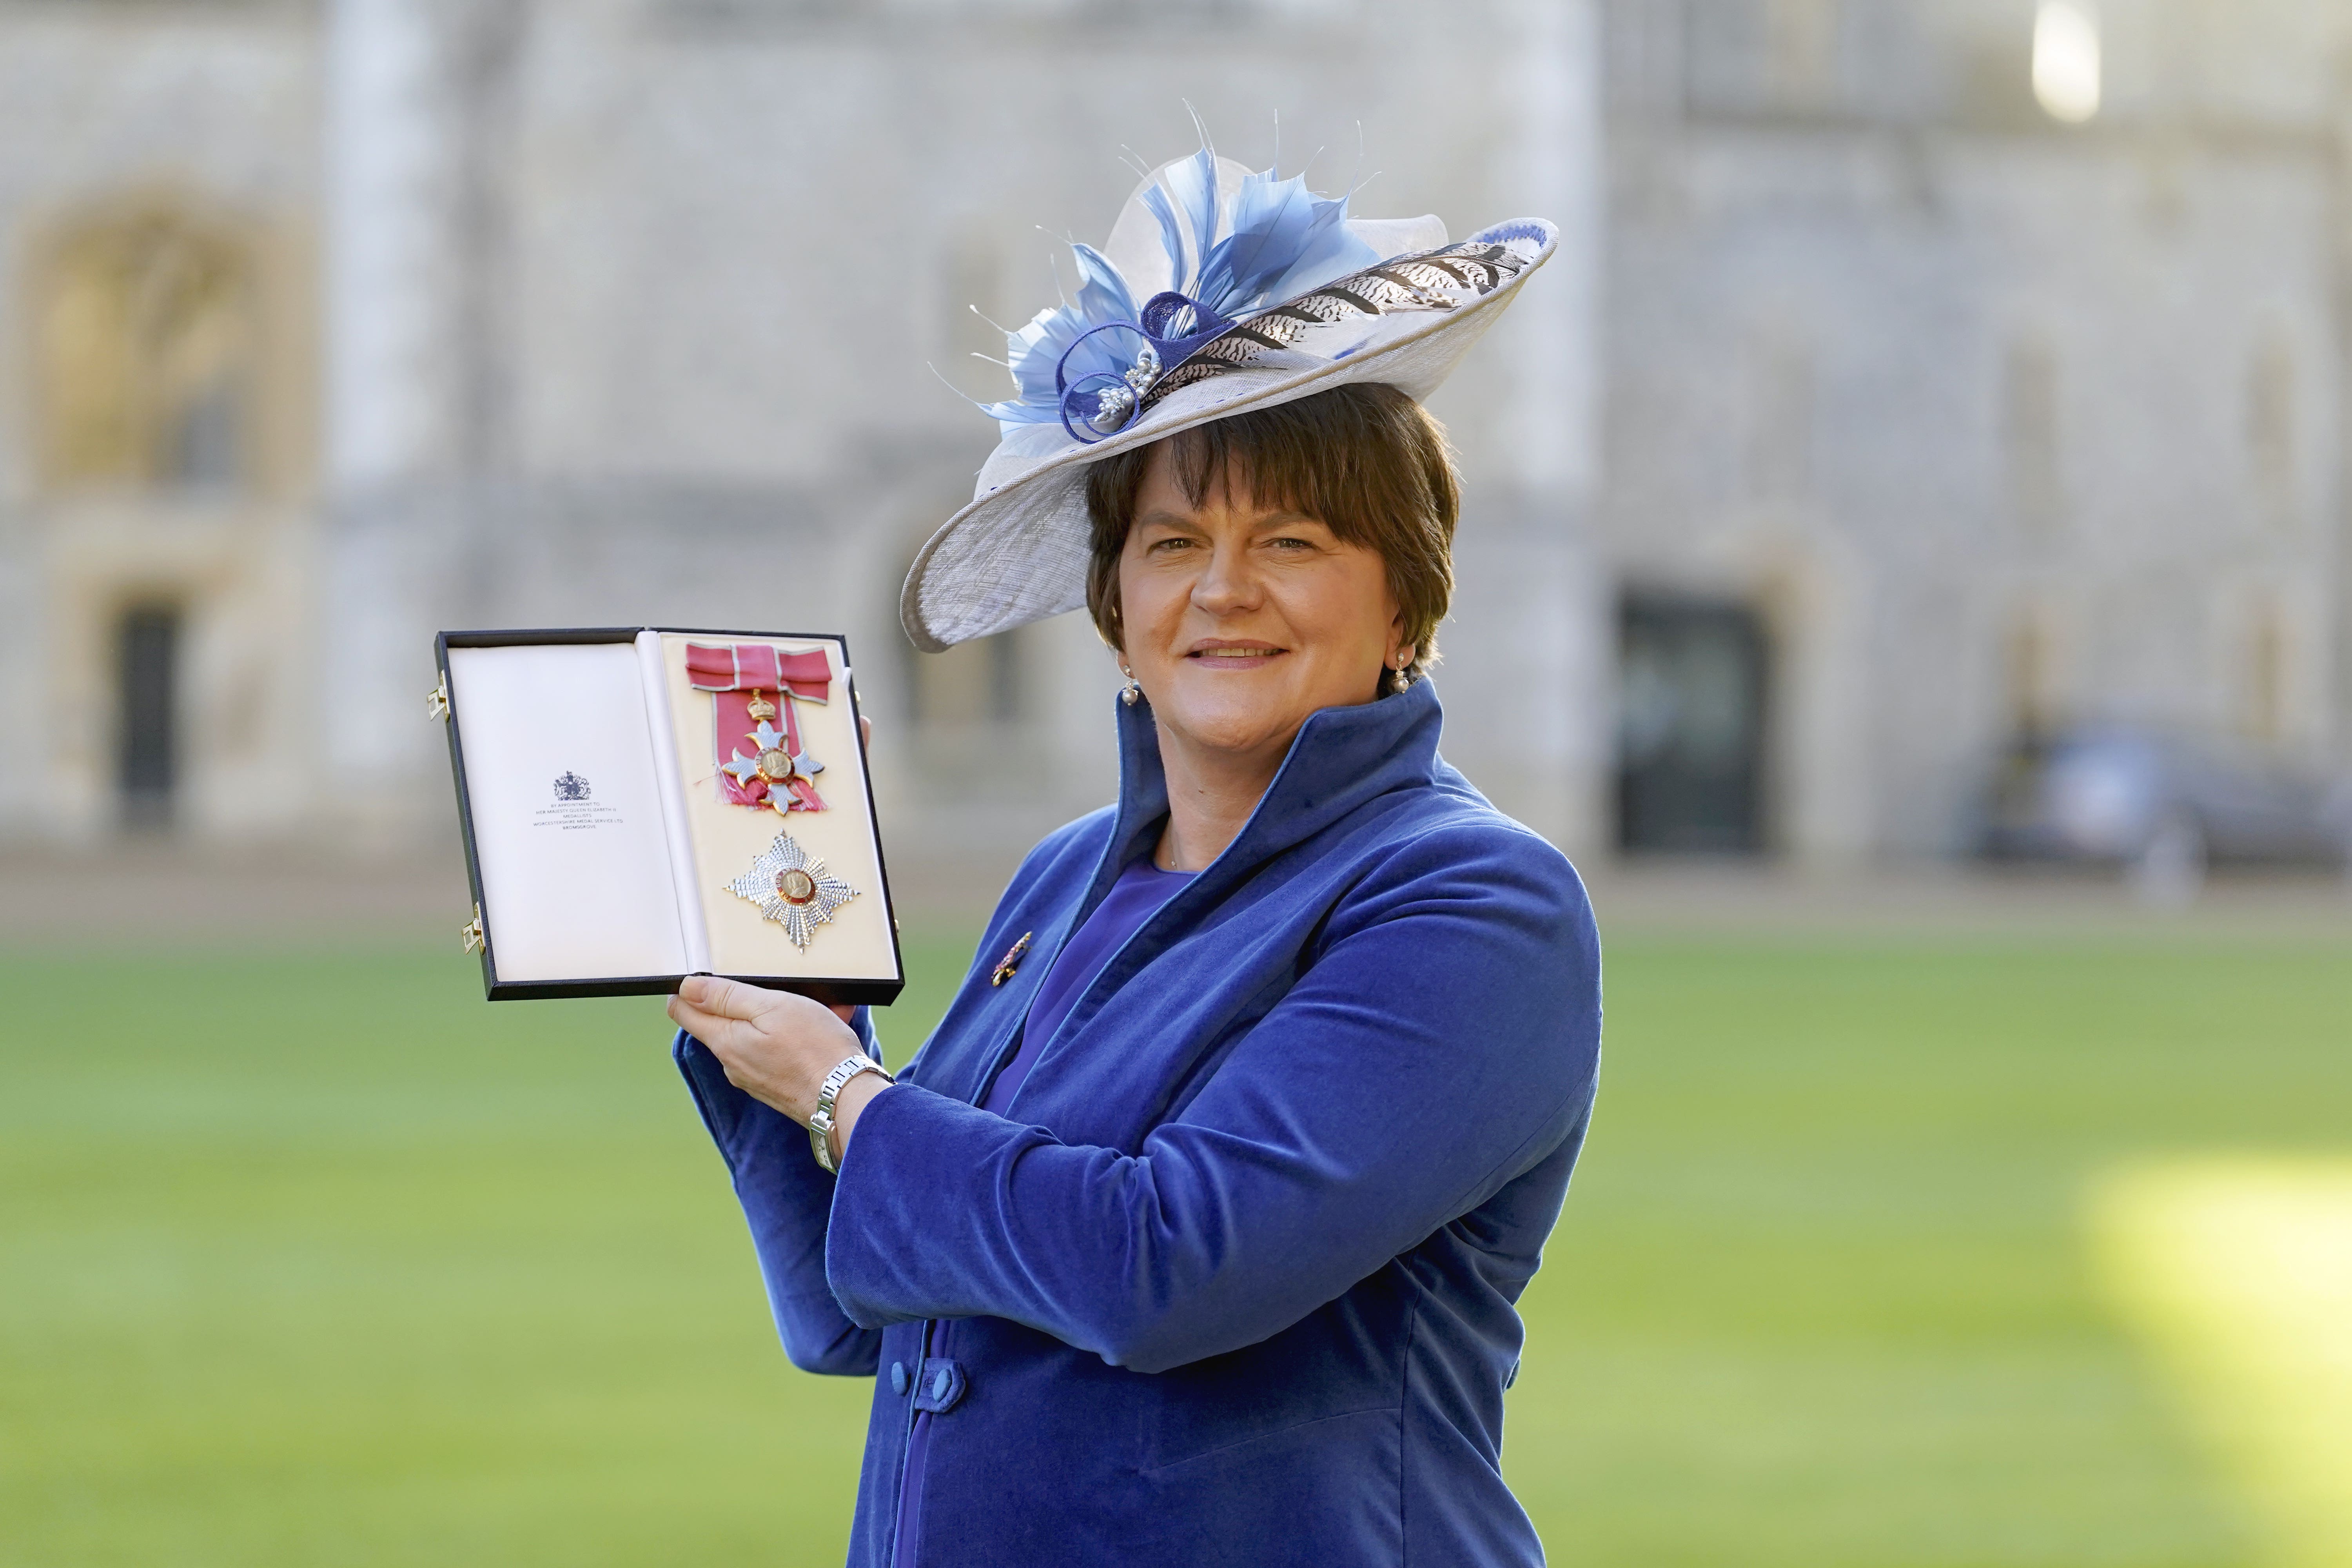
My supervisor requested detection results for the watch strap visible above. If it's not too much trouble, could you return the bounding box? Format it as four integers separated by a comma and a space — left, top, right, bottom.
808, 1053, 892, 1173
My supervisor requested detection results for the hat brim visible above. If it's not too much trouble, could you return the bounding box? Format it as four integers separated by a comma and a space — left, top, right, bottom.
900, 218, 1559, 653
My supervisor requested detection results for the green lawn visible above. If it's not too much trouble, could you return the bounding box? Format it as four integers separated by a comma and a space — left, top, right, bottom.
4, 931, 2347, 1565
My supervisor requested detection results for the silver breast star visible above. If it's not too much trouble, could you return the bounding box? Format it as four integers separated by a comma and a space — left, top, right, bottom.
725, 829, 857, 951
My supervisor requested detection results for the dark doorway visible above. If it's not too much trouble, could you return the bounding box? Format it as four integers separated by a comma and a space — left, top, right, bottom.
1616, 595, 1769, 853
116, 604, 181, 829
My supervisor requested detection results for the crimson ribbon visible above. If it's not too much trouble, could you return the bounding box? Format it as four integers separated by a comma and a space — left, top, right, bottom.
685, 642, 833, 812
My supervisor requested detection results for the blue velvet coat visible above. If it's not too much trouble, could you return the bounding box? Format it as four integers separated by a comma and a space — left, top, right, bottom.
675, 679, 1602, 1567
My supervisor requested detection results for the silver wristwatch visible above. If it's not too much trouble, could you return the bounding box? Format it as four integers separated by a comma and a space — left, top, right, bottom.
809, 1052, 893, 1174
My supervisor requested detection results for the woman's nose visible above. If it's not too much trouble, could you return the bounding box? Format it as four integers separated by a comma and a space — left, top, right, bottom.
1190, 541, 1261, 614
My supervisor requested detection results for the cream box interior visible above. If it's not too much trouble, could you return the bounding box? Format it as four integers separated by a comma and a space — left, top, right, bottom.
436, 628, 902, 1002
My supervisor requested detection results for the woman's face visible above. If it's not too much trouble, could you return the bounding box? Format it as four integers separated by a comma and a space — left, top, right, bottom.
1118, 443, 1406, 761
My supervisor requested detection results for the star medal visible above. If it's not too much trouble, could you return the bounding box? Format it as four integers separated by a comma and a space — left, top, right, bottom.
726, 829, 857, 950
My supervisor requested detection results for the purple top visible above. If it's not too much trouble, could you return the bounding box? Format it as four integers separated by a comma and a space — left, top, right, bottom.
979, 857, 1195, 1115
892, 854, 1194, 1566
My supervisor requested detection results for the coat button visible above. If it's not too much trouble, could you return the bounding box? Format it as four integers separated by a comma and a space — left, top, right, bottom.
890, 1361, 909, 1396
912, 1356, 967, 1413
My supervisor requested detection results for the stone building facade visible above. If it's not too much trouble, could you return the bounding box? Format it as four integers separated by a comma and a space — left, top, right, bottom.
0, 4, 323, 843
0, 0, 1605, 874
1599, 0, 2350, 858
2, 0, 2345, 874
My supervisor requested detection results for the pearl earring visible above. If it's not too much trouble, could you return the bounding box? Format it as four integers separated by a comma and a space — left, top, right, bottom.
1120, 664, 1142, 706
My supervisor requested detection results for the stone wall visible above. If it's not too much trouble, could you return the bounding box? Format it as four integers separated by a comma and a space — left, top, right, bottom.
317, 0, 1609, 860
1600, 0, 2347, 858
0, 1, 322, 843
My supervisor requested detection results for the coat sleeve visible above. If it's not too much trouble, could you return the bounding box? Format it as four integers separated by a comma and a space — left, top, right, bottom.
824, 826, 1603, 1375
673, 1007, 884, 1376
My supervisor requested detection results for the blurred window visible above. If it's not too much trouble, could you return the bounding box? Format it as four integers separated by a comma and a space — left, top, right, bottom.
2244, 601, 2286, 746
1745, 324, 1813, 501
1617, 595, 1770, 853
908, 631, 1024, 728
116, 604, 181, 830
35, 203, 256, 494
2004, 334, 2062, 533
2247, 336, 2295, 528
942, 222, 1010, 404
1604, 0, 1686, 113
2004, 601, 2062, 742
1687, 0, 1840, 116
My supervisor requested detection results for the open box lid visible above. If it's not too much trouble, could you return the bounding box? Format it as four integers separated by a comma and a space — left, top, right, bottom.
434, 627, 903, 1005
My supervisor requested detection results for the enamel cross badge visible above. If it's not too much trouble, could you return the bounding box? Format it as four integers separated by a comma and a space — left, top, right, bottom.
686, 642, 832, 815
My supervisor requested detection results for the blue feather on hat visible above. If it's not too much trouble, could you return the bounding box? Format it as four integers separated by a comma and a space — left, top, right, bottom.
980, 139, 1379, 438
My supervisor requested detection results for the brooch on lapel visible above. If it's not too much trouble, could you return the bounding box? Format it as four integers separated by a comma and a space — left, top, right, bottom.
990, 931, 1032, 987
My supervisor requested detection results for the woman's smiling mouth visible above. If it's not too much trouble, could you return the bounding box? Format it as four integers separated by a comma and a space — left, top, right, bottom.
1187, 641, 1286, 669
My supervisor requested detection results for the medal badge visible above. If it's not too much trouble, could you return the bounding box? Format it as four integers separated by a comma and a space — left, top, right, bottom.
726, 829, 858, 950
686, 642, 834, 815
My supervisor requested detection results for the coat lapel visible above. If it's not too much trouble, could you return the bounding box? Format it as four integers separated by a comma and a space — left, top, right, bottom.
989, 680, 1449, 1142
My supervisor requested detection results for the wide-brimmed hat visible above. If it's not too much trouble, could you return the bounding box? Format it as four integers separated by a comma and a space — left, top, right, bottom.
900, 142, 1558, 653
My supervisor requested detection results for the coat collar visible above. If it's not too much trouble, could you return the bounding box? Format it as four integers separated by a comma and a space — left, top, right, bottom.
1083, 676, 1445, 916
916, 678, 1450, 1108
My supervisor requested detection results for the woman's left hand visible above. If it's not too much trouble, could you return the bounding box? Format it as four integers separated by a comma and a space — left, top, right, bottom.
668, 975, 870, 1127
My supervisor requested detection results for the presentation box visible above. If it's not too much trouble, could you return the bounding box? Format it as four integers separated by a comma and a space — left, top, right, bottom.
433, 627, 903, 1004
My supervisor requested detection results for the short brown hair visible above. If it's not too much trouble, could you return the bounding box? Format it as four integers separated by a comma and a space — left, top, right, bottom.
1082, 383, 1460, 686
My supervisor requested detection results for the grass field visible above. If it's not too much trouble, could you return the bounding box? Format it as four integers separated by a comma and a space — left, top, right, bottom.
5, 929, 2348, 1565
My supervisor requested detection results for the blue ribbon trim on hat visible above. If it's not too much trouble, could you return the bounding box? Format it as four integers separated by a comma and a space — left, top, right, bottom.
1052, 291, 1238, 445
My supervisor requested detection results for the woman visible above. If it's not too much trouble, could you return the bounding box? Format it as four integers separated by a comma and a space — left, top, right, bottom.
669, 144, 1600, 1567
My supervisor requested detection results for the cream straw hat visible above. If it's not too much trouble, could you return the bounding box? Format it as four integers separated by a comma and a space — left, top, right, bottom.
901, 139, 1558, 653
